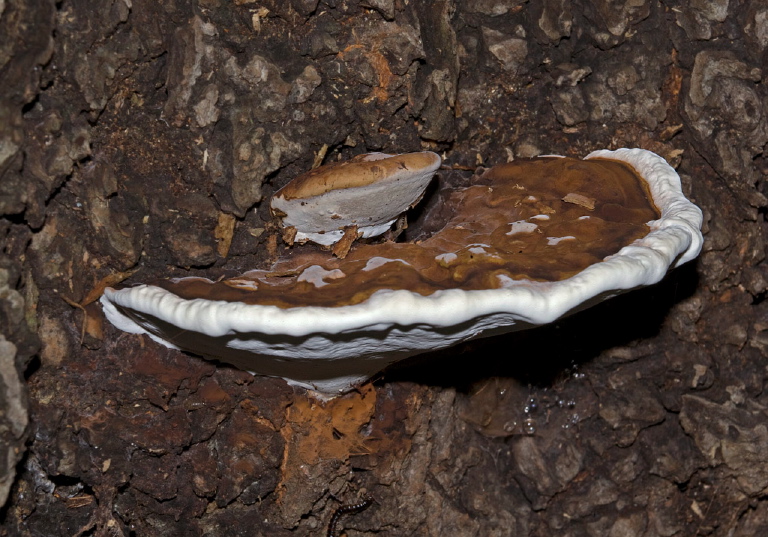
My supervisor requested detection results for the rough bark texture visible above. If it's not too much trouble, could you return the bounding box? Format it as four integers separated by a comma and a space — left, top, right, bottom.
2, 0, 768, 535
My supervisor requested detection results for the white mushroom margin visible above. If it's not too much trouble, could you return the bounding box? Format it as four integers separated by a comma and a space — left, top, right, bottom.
101, 148, 703, 396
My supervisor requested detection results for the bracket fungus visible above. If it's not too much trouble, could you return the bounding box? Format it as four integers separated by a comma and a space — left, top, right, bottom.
270, 151, 442, 250
101, 148, 703, 397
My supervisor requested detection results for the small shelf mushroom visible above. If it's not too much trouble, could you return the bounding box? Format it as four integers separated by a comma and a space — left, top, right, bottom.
270, 151, 442, 251
101, 148, 703, 397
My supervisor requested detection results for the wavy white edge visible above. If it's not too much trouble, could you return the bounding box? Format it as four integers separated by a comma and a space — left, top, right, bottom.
101, 148, 703, 395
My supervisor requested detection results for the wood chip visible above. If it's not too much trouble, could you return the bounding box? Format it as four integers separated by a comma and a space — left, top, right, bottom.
311, 143, 330, 170
331, 225, 359, 259
659, 123, 683, 141
282, 226, 298, 246
266, 233, 279, 260
65, 494, 95, 509
61, 269, 138, 345
215, 212, 237, 258
81, 269, 139, 306
83, 303, 104, 341
562, 192, 596, 210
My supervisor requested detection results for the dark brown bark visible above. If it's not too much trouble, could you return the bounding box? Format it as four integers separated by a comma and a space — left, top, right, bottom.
2, 0, 768, 535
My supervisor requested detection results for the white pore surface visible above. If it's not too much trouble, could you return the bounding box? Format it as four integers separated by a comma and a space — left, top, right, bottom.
101, 148, 704, 396
270, 152, 440, 246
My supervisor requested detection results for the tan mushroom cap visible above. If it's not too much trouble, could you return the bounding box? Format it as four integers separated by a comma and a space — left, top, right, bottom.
273, 151, 442, 200
157, 155, 660, 308
270, 151, 442, 247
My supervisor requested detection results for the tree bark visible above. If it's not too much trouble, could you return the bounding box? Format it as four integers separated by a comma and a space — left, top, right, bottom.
2, 0, 768, 535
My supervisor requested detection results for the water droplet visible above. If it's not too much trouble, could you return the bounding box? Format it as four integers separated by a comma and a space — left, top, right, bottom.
503, 420, 517, 433
523, 418, 536, 436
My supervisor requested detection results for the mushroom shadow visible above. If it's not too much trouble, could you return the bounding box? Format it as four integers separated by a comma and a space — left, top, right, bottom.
380, 262, 700, 392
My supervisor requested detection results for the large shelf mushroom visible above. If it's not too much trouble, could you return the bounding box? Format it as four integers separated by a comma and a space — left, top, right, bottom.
101, 148, 703, 397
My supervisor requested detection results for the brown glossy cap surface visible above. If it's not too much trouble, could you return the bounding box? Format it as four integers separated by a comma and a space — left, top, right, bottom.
157, 156, 659, 308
